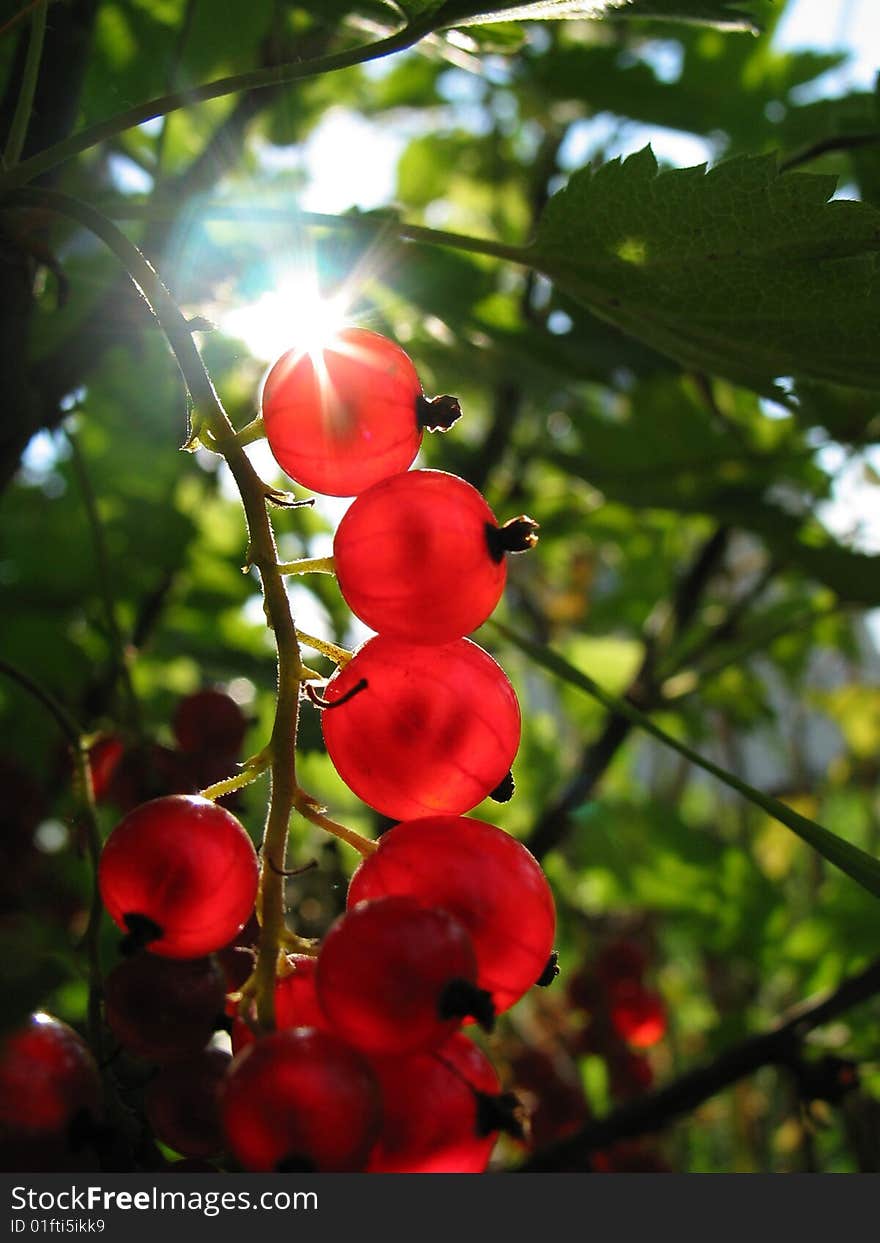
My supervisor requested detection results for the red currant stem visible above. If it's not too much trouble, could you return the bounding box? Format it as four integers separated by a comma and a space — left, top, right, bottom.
199, 762, 268, 802
0, 13, 443, 191
2, 0, 47, 168
295, 630, 352, 667
293, 790, 377, 858
234, 414, 265, 448
0, 659, 105, 1060
278, 556, 336, 577
9, 189, 311, 1032
65, 428, 143, 735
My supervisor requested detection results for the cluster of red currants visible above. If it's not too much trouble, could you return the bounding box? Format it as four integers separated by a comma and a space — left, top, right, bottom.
0, 328, 557, 1174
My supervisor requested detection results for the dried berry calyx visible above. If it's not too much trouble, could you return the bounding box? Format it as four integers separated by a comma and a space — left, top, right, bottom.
416, 394, 463, 431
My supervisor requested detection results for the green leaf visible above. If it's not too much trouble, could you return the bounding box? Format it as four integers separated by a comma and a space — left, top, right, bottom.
528, 147, 880, 393
433, 0, 764, 30
497, 623, 880, 900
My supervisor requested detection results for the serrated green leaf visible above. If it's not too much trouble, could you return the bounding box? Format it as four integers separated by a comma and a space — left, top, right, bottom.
528, 147, 880, 393
497, 623, 880, 900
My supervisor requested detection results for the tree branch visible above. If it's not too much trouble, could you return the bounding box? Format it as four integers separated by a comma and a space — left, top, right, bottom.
517, 956, 880, 1171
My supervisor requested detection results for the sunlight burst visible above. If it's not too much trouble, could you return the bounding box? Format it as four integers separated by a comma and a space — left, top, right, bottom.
221, 269, 350, 364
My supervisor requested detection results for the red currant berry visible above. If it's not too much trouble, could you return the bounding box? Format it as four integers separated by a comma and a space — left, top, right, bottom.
221, 1028, 381, 1171
348, 815, 555, 1013
333, 470, 538, 644
98, 795, 259, 958
609, 981, 667, 1049
261, 328, 460, 497
316, 897, 494, 1056
104, 954, 227, 1063
367, 1034, 514, 1173
0, 1014, 101, 1170
173, 689, 247, 757
321, 637, 521, 820
145, 1047, 231, 1157
231, 954, 325, 1053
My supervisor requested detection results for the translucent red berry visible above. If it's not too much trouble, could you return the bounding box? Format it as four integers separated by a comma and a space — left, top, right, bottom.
145, 1047, 231, 1157
316, 896, 494, 1056
104, 954, 227, 1063
173, 689, 247, 757
261, 328, 459, 497
0, 1014, 101, 1170
367, 1034, 511, 1173
221, 1028, 381, 1171
321, 637, 521, 820
609, 981, 667, 1049
348, 815, 555, 1013
231, 954, 325, 1053
333, 470, 536, 644
98, 795, 259, 958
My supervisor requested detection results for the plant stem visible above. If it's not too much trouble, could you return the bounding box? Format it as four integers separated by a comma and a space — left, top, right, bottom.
10, 187, 307, 1030
295, 630, 352, 666
502, 622, 880, 898
279, 556, 335, 576
65, 428, 142, 733
518, 956, 880, 1171
3, 0, 47, 168
101, 198, 527, 267
294, 794, 377, 858
0, 15, 441, 191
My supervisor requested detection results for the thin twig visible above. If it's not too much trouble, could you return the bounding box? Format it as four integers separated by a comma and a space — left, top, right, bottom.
518, 957, 880, 1171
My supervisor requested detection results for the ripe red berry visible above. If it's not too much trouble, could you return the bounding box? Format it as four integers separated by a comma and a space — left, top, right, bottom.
0, 1014, 101, 1170
221, 1028, 381, 1171
367, 1034, 511, 1173
98, 795, 259, 958
145, 1047, 231, 1157
104, 954, 227, 1063
333, 470, 538, 644
261, 328, 460, 497
608, 981, 667, 1049
316, 897, 494, 1056
321, 637, 521, 820
231, 954, 325, 1053
173, 689, 247, 757
348, 815, 555, 1013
